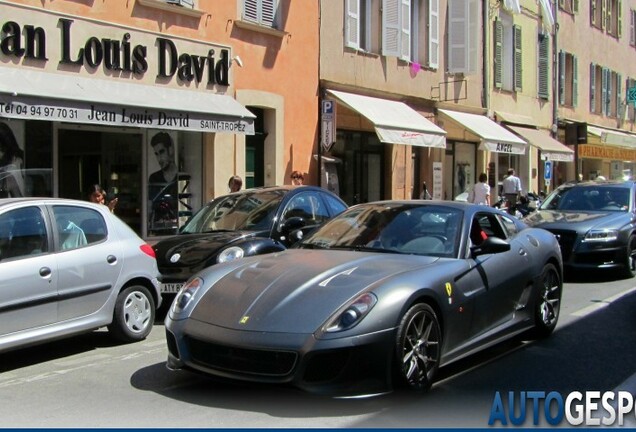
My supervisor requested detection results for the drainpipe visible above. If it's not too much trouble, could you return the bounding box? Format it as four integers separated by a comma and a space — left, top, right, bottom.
482, 0, 490, 112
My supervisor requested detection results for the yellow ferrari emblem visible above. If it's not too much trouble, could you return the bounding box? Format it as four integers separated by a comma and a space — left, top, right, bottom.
445, 282, 452, 297
240, 316, 249, 324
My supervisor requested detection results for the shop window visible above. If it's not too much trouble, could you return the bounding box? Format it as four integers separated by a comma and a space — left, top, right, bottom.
0, 120, 52, 198
558, 50, 577, 108
447, 0, 479, 74
494, 13, 522, 92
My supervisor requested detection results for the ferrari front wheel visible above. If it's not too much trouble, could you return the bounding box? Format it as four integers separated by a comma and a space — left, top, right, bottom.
530, 263, 561, 339
393, 303, 441, 392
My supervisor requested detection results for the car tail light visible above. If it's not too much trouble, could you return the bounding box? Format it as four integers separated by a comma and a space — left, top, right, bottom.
140, 244, 156, 258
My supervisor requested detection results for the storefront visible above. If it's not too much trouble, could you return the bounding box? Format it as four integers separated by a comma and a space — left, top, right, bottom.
437, 109, 528, 199
0, 5, 254, 238
322, 90, 446, 205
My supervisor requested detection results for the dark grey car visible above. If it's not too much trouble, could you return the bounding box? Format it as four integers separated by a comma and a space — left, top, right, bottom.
524, 180, 636, 277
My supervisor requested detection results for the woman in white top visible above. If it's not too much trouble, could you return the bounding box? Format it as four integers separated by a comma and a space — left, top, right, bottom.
472, 173, 491, 205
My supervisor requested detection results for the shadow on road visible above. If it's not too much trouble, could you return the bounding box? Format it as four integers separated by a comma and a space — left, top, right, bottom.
128, 289, 636, 428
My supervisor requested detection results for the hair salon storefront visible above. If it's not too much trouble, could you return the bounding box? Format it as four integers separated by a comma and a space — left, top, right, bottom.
0, 5, 254, 239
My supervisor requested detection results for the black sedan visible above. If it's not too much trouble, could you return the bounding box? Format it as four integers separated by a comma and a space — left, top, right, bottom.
165, 201, 563, 395
153, 185, 347, 296
524, 180, 636, 278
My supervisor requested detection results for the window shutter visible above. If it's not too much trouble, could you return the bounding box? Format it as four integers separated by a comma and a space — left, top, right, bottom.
602, 67, 609, 115
591, 0, 597, 26
494, 18, 503, 89
467, 0, 478, 74
400, 0, 411, 61
538, 35, 550, 99
244, 0, 258, 22
574, 0, 579, 13
261, 0, 276, 27
513, 24, 523, 92
558, 51, 565, 105
602, 0, 607, 29
448, 0, 468, 73
573, 55, 578, 107
428, 0, 439, 68
382, 0, 401, 57
631, 9, 635, 45
559, 0, 565, 9
617, 73, 622, 117
618, 0, 623, 37
345, 0, 360, 49
590, 63, 596, 112
606, 0, 612, 33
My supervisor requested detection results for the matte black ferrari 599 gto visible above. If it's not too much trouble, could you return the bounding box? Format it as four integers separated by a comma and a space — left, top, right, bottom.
153, 185, 347, 296
165, 201, 563, 395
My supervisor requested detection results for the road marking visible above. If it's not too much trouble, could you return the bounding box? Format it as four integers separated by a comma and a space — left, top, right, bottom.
571, 286, 636, 317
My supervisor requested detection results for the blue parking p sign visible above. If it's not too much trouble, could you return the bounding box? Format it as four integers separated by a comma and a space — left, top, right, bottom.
544, 160, 552, 180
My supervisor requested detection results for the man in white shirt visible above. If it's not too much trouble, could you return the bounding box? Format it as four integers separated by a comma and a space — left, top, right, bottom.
502, 168, 522, 215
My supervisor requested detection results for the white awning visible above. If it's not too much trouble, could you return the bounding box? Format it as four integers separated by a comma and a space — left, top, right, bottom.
587, 125, 636, 148
0, 66, 255, 134
508, 126, 574, 162
326, 90, 446, 148
438, 109, 527, 154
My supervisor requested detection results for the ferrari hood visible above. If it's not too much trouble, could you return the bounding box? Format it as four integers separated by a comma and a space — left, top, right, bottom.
525, 210, 628, 231
190, 249, 439, 333
153, 231, 256, 267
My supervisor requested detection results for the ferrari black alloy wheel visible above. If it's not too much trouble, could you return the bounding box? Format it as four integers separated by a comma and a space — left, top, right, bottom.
622, 235, 636, 279
394, 303, 441, 391
531, 263, 561, 339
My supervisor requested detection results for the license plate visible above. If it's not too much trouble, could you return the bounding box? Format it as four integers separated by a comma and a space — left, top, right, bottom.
161, 282, 184, 293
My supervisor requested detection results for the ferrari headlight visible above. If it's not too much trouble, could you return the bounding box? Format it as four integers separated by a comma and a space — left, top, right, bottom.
583, 229, 619, 242
217, 246, 245, 263
323, 293, 377, 333
172, 277, 203, 314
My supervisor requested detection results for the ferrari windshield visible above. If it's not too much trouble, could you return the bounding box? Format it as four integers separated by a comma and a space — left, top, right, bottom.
181, 189, 286, 233
301, 203, 461, 257
540, 185, 630, 212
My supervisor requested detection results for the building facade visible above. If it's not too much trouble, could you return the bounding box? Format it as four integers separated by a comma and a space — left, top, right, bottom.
0, 0, 319, 238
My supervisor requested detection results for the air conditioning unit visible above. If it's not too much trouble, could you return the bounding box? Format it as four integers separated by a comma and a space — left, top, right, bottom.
165, 0, 194, 8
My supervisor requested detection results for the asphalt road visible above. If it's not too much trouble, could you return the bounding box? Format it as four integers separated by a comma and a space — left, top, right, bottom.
1, 269, 635, 428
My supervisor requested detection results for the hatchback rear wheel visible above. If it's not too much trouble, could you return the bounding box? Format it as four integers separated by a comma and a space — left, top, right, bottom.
109, 285, 155, 342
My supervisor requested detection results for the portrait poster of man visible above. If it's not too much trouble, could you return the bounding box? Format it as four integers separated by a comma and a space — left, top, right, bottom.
147, 130, 181, 236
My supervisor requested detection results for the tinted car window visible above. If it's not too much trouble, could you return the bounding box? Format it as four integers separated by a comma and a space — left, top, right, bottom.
182, 189, 286, 233
52, 205, 107, 250
323, 193, 348, 215
0, 206, 48, 260
498, 214, 519, 237
541, 185, 630, 212
282, 192, 330, 224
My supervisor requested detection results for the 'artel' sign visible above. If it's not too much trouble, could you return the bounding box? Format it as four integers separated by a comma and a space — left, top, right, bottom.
0, 18, 230, 86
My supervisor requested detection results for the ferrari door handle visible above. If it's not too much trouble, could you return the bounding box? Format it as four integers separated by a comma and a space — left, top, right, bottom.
518, 248, 527, 256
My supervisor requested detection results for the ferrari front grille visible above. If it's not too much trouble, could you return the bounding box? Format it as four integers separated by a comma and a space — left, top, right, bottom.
186, 336, 298, 377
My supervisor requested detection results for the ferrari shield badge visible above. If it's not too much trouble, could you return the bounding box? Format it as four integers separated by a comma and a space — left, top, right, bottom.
239, 316, 249, 324
445, 282, 453, 304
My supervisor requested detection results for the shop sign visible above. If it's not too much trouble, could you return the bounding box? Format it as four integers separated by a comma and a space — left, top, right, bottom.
0, 15, 231, 87
479, 140, 526, 155
578, 144, 636, 161
0, 94, 254, 134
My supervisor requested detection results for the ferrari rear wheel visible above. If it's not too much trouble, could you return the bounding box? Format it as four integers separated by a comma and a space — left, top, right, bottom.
394, 303, 441, 392
530, 263, 561, 339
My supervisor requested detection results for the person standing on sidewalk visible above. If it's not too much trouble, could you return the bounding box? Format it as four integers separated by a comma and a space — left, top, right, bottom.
502, 168, 522, 215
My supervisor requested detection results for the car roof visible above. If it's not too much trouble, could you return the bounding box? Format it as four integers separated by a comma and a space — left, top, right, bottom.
0, 197, 105, 209
558, 180, 636, 189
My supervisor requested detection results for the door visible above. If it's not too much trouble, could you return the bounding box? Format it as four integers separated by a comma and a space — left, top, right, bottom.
0, 205, 58, 336
50, 204, 122, 322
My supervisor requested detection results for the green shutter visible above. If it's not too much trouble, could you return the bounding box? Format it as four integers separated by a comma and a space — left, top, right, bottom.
602, 67, 609, 115
573, 55, 578, 107
602, 0, 607, 29
617, 73, 622, 117
513, 25, 523, 92
591, 0, 597, 26
590, 63, 596, 112
618, 0, 623, 37
574, 0, 579, 13
559, 50, 565, 105
494, 18, 503, 89
538, 35, 550, 99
